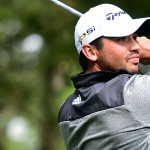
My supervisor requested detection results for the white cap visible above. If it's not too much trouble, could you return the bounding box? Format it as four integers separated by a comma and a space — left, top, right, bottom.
75, 4, 150, 53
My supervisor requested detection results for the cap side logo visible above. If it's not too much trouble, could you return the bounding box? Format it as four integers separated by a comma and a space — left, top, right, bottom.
106, 11, 127, 20
79, 26, 95, 44
79, 33, 86, 44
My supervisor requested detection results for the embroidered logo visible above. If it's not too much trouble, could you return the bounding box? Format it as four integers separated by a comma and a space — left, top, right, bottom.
72, 95, 82, 105
106, 11, 127, 20
79, 33, 86, 44
79, 26, 95, 44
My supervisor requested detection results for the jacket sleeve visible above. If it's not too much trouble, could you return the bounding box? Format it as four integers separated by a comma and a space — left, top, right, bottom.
124, 74, 150, 125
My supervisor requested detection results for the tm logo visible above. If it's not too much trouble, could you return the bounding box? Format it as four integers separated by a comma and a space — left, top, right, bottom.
106, 11, 127, 20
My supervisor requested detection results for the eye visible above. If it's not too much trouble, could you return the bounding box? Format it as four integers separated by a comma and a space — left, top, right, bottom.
115, 37, 127, 42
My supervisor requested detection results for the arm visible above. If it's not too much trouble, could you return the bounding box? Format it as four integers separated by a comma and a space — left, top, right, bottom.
136, 36, 150, 65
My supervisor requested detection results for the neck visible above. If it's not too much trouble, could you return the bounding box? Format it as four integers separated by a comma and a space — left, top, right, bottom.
86, 62, 102, 73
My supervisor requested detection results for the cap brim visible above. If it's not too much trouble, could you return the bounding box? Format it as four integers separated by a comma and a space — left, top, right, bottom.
134, 18, 150, 36
103, 17, 150, 37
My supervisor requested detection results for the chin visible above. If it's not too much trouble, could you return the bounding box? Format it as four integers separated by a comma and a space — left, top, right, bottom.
124, 63, 138, 73
127, 67, 139, 74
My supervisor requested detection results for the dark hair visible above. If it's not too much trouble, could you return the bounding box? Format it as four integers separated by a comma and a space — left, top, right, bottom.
79, 37, 103, 72
90, 36, 103, 50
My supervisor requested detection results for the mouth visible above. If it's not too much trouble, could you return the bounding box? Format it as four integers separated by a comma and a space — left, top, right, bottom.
128, 54, 140, 64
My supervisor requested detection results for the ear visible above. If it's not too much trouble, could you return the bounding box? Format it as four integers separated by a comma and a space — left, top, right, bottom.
81, 44, 98, 61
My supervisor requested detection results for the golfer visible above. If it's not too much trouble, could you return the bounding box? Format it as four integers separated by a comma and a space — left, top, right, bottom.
58, 3, 150, 150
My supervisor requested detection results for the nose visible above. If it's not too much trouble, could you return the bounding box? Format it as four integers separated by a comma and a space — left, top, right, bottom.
129, 36, 140, 52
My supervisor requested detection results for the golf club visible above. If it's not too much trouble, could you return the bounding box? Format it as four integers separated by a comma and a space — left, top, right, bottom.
49, 0, 82, 17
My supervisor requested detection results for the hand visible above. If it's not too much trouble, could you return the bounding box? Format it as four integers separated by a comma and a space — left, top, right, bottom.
136, 36, 150, 65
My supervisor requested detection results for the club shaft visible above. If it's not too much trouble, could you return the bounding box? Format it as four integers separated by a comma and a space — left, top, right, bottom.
50, 0, 82, 17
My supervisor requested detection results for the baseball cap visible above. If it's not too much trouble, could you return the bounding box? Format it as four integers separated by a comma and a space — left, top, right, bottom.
75, 4, 150, 53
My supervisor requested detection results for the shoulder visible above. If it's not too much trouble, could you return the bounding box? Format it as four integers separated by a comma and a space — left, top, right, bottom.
124, 74, 150, 91
124, 74, 150, 99
58, 92, 77, 123
58, 73, 132, 123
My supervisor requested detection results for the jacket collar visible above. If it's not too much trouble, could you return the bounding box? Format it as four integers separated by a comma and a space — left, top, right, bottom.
71, 70, 132, 89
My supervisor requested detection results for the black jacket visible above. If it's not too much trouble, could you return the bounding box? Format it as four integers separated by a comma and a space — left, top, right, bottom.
58, 71, 150, 150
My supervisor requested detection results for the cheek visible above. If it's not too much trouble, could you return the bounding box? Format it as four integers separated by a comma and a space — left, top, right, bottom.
105, 46, 127, 64
102, 48, 129, 71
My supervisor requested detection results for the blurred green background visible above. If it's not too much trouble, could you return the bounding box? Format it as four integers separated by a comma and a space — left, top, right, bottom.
0, 0, 150, 150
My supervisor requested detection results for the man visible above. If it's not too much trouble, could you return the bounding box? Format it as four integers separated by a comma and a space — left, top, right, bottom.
58, 3, 150, 150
